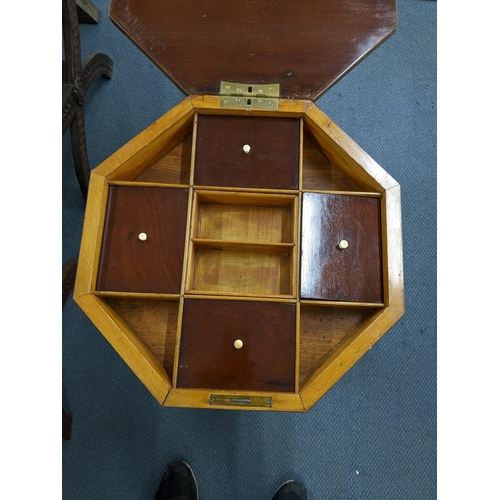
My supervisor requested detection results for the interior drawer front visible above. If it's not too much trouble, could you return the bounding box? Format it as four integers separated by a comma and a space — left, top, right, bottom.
194, 115, 299, 189
96, 186, 189, 293
300, 193, 383, 303
177, 299, 296, 392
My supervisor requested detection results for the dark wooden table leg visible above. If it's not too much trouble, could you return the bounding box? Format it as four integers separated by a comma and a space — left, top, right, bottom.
62, 0, 113, 199
62, 258, 78, 442
62, 409, 73, 441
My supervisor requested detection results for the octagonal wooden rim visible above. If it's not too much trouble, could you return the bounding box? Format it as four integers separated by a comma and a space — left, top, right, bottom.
74, 96, 404, 411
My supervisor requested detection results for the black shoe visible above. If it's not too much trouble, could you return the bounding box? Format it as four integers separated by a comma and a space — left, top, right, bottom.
155, 461, 199, 500
270, 479, 308, 500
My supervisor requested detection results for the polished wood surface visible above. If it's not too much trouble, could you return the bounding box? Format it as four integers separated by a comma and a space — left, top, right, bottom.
135, 136, 192, 185
186, 189, 297, 297
194, 190, 295, 242
109, 0, 396, 100
300, 193, 383, 303
299, 306, 377, 385
97, 186, 189, 293
74, 173, 109, 298
76, 293, 172, 403
164, 388, 305, 412
194, 115, 299, 189
74, 99, 405, 411
303, 106, 398, 193
197, 203, 292, 243
103, 99, 195, 181
190, 247, 292, 296
107, 298, 179, 380
302, 137, 360, 192
191, 95, 310, 117
381, 186, 405, 313
177, 299, 296, 392
300, 306, 403, 410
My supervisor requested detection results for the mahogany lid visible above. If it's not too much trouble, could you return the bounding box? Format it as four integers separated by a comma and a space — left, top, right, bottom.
109, 0, 396, 101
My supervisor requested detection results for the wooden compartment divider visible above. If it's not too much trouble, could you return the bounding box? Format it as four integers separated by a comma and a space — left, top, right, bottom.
171, 295, 186, 388
74, 96, 404, 411
185, 189, 298, 298
180, 186, 195, 296
295, 302, 301, 393
189, 113, 198, 186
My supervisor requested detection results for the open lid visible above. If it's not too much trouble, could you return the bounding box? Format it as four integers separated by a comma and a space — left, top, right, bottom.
109, 0, 396, 101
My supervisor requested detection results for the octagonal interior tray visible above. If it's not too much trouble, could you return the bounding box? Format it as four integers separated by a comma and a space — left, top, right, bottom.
74, 98, 404, 411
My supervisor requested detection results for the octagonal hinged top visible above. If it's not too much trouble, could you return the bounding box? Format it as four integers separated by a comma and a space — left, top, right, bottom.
109, 0, 397, 100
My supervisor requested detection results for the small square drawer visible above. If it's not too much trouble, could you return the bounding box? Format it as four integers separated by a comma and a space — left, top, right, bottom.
194, 115, 299, 190
96, 186, 189, 293
177, 299, 296, 392
300, 193, 383, 303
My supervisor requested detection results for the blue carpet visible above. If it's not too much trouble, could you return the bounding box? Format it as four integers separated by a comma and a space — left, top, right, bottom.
63, 0, 436, 498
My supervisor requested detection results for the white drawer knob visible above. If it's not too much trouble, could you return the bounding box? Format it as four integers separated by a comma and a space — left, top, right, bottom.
234, 339, 243, 349
138, 232, 148, 241
338, 239, 348, 250
243, 144, 251, 154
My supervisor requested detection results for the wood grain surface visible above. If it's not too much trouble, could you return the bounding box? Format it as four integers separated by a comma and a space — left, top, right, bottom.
197, 203, 292, 243
97, 186, 189, 293
135, 136, 192, 185
190, 247, 292, 296
194, 115, 299, 189
300, 193, 383, 303
109, 0, 396, 100
107, 298, 179, 379
177, 299, 296, 392
299, 305, 377, 385
302, 137, 360, 192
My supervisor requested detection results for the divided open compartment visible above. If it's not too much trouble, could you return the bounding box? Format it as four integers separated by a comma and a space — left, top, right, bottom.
185, 189, 298, 298
76, 98, 403, 410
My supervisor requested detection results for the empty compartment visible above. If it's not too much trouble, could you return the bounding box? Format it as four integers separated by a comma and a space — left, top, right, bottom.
186, 190, 297, 296
135, 135, 193, 185
190, 246, 292, 296
301, 124, 362, 192
106, 297, 180, 381
194, 190, 296, 243
299, 305, 379, 386
198, 203, 292, 243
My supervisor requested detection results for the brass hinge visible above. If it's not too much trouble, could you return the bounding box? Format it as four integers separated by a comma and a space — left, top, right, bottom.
219, 81, 280, 110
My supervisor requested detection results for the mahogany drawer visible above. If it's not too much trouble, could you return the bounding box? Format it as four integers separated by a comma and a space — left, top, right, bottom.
300, 193, 383, 303
194, 115, 300, 190
177, 299, 296, 392
96, 186, 189, 293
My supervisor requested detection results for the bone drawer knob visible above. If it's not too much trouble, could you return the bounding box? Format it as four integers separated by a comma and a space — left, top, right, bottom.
234, 339, 243, 349
243, 144, 251, 154
338, 239, 348, 250
138, 233, 148, 241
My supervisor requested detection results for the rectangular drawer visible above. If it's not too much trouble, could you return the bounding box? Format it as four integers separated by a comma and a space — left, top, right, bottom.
177, 299, 296, 392
194, 115, 299, 189
96, 186, 189, 293
300, 193, 383, 303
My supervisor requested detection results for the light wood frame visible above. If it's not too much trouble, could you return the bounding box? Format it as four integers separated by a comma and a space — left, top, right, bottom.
73, 96, 404, 411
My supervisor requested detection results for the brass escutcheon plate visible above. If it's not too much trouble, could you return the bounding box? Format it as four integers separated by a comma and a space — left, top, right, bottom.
209, 394, 273, 407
